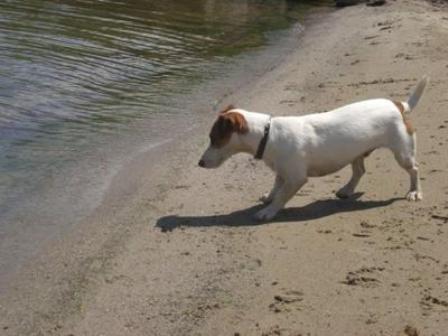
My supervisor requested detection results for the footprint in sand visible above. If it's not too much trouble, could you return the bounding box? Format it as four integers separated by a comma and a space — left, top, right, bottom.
269, 290, 304, 313
401, 325, 419, 336
261, 324, 303, 336
420, 291, 448, 313
342, 266, 384, 288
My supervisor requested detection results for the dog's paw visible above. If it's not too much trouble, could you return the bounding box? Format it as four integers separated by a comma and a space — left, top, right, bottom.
254, 207, 278, 221
406, 190, 423, 202
259, 193, 273, 204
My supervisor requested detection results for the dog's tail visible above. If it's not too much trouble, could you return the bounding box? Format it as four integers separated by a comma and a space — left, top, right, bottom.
404, 76, 429, 112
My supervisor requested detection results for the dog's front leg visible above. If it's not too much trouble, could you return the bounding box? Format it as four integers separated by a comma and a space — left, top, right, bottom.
255, 177, 307, 221
336, 156, 366, 199
260, 175, 283, 204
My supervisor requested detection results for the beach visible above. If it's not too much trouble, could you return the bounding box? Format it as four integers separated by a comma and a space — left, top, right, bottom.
1, 0, 448, 335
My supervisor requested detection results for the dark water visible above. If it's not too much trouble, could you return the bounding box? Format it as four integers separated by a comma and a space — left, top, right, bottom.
0, 0, 330, 282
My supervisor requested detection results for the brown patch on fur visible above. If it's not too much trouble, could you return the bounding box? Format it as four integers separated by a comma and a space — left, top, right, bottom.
393, 101, 414, 135
209, 112, 248, 148
219, 104, 235, 114
394, 100, 405, 114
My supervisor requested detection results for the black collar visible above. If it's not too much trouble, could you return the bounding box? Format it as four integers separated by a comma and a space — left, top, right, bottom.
254, 117, 272, 160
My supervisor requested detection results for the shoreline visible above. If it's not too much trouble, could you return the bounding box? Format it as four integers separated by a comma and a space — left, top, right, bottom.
2, 0, 448, 335
0, 3, 329, 286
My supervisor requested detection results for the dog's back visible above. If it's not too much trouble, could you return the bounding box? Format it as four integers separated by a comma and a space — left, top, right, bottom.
268, 98, 404, 176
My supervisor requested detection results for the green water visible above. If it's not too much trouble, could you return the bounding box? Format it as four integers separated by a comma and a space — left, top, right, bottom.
0, 0, 331, 283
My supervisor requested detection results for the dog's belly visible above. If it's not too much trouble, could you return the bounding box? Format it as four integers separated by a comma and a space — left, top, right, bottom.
302, 126, 387, 177
305, 145, 373, 177
307, 161, 348, 177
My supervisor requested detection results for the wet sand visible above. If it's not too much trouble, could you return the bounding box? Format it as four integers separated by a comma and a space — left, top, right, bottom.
1, 0, 448, 335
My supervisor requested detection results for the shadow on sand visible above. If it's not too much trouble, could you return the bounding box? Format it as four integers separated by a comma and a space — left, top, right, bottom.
156, 195, 403, 232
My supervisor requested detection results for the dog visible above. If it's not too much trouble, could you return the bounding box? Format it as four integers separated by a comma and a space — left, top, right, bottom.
198, 77, 428, 221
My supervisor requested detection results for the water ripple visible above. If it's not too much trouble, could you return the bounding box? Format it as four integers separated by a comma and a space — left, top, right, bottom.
0, 0, 331, 204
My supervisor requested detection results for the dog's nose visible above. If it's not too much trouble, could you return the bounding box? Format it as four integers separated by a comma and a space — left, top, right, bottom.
198, 159, 205, 168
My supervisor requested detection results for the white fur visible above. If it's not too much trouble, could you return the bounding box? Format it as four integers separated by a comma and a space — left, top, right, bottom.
199, 77, 428, 221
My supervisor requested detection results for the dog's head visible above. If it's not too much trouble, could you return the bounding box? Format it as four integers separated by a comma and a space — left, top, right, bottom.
198, 105, 248, 169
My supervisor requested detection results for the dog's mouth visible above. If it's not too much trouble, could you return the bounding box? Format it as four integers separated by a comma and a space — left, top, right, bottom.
198, 145, 226, 169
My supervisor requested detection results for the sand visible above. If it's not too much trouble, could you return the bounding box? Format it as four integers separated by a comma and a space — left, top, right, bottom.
1, 0, 448, 335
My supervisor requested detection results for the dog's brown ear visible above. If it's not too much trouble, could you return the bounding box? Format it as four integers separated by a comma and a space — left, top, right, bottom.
210, 112, 248, 147
219, 104, 235, 114
221, 112, 248, 134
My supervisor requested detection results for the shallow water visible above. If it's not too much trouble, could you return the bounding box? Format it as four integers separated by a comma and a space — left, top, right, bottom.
0, 0, 330, 283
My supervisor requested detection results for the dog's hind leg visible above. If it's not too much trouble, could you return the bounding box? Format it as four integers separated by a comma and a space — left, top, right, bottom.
255, 175, 307, 221
395, 154, 422, 201
394, 146, 423, 201
336, 156, 366, 199
260, 175, 284, 204
405, 163, 422, 201
389, 130, 422, 201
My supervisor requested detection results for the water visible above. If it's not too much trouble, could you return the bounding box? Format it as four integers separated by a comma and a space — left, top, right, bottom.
0, 0, 330, 282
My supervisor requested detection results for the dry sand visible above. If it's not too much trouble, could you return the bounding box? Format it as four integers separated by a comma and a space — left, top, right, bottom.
2, 0, 448, 335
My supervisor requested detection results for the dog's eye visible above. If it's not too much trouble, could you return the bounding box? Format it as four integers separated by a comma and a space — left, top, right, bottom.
209, 134, 217, 147
211, 136, 225, 148
211, 139, 221, 147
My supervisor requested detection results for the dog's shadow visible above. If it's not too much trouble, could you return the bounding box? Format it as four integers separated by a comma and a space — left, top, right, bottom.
156, 195, 402, 232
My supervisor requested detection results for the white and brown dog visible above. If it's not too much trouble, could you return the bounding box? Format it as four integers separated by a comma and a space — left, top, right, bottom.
199, 77, 428, 221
